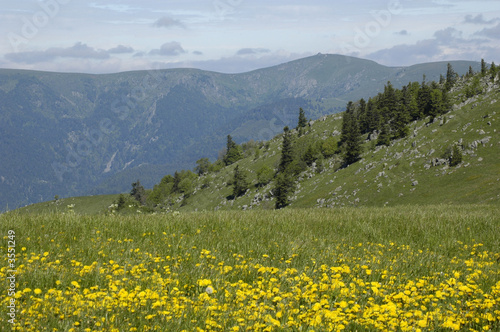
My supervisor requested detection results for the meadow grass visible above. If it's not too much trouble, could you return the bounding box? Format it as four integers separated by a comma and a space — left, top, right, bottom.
1, 205, 499, 331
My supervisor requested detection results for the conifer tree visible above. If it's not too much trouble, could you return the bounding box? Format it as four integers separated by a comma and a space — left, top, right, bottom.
339, 102, 355, 147
417, 81, 432, 117
277, 126, 294, 173
130, 180, 146, 205
296, 108, 307, 136
362, 98, 380, 134
172, 171, 181, 193
273, 126, 297, 209
232, 165, 249, 197
274, 172, 294, 209
224, 135, 242, 166
116, 194, 126, 210
429, 89, 443, 119
490, 62, 497, 81
340, 102, 363, 165
445, 63, 458, 91
481, 59, 487, 77
379, 81, 397, 115
376, 124, 391, 146
467, 66, 475, 78
450, 144, 463, 167
302, 144, 316, 166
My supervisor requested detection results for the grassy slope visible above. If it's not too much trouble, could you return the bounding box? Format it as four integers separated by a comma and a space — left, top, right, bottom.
17, 195, 119, 215
176, 76, 499, 212
12, 75, 499, 215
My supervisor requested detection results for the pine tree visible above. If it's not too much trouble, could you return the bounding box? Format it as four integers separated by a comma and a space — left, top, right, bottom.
490, 62, 497, 81
363, 98, 380, 134
195, 158, 210, 176
302, 144, 316, 166
273, 126, 297, 209
232, 165, 249, 197
379, 81, 397, 115
274, 172, 294, 209
172, 171, 181, 193
481, 59, 487, 77
296, 107, 307, 136
445, 63, 458, 91
116, 194, 126, 210
402, 84, 420, 121
277, 126, 294, 173
130, 180, 146, 205
429, 89, 443, 119
417, 81, 432, 117
343, 118, 362, 165
339, 102, 355, 147
224, 135, 242, 166
340, 103, 363, 165
467, 66, 475, 78
450, 144, 463, 166
377, 123, 391, 146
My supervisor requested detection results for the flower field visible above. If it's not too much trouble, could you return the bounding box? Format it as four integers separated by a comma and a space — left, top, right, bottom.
1, 205, 499, 331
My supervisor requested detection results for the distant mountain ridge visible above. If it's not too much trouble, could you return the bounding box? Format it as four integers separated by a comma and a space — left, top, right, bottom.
0, 54, 480, 210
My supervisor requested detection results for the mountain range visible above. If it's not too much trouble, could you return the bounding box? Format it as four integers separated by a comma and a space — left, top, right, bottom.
0, 54, 481, 211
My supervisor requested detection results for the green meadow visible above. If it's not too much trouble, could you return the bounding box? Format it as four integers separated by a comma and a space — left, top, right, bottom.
1, 206, 499, 331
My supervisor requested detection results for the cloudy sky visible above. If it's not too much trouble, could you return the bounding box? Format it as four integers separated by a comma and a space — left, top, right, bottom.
1, 0, 499, 74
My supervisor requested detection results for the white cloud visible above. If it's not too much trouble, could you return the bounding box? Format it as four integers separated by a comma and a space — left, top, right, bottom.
149, 42, 186, 57
153, 16, 186, 28
108, 45, 135, 54
475, 23, 500, 39
463, 14, 500, 25
236, 48, 270, 56
366, 27, 497, 66
5, 42, 110, 64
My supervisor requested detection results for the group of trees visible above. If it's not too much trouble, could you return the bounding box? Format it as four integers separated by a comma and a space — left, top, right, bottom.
113, 61, 497, 212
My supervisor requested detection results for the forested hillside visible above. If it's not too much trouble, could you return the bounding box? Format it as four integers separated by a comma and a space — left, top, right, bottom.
0, 55, 480, 211
20, 60, 498, 214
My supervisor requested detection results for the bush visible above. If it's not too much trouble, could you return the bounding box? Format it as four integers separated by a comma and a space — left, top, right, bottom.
450, 144, 463, 167
321, 137, 337, 158
256, 166, 274, 187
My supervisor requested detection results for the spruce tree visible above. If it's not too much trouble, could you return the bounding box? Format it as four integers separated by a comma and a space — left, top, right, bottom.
273, 126, 297, 209
224, 135, 242, 166
417, 81, 432, 117
376, 124, 391, 146
450, 144, 463, 166
490, 62, 497, 81
339, 102, 363, 166
339, 102, 355, 147
402, 84, 420, 121
363, 98, 380, 134
429, 89, 443, 119
130, 180, 146, 205
302, 144, 316, 166
116, 194, 126, 210
342, 113, 363, 166
297, 108, 307, 136
445, 63, 458, 91
467, 66, 475, 78
481, 59, 487, 77
277, 126, 294, 173
232, 165, 249, 197
274, 172, 294, 209
172, 171, 181, 193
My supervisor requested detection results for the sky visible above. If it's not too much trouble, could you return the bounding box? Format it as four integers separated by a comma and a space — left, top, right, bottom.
1, 0, 500, 74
